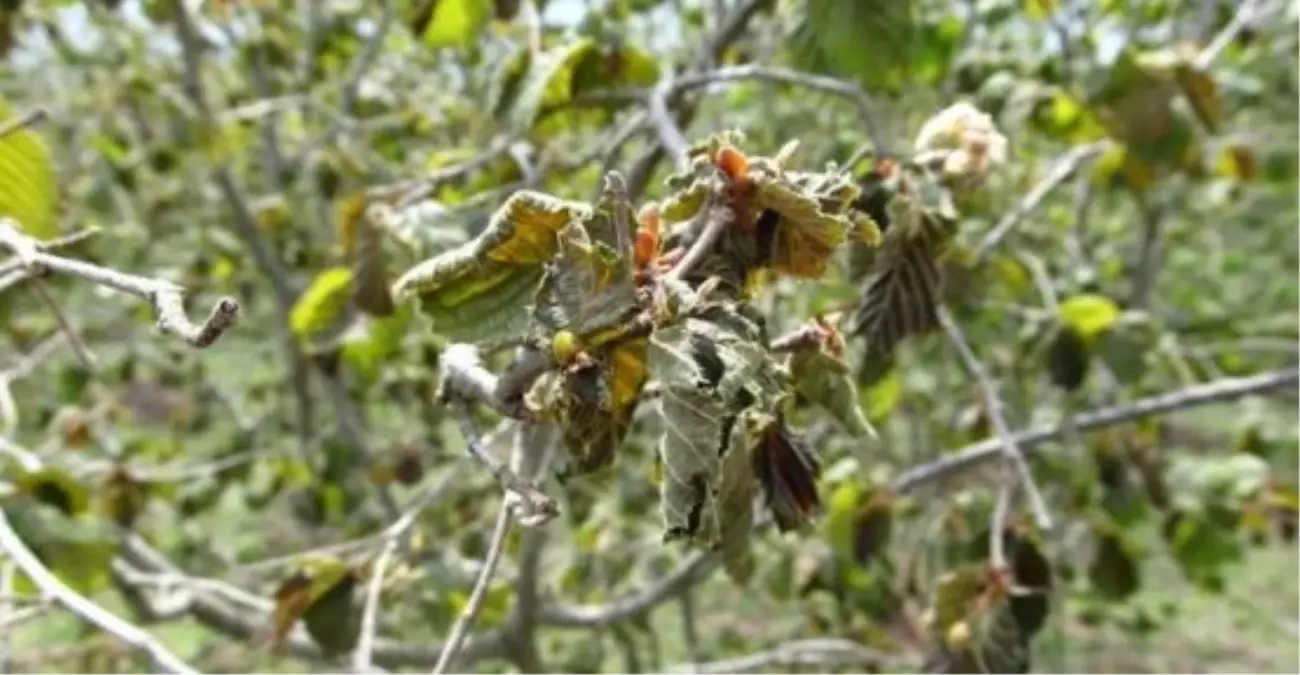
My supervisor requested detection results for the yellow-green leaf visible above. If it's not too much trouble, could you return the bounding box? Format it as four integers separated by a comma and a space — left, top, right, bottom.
392, 191, 590, 343
1057, 293, 1120, 341
290, 267, 356, 343
0, 101, 58, 239
420, 0, 492, 50
506, 39, 597, 133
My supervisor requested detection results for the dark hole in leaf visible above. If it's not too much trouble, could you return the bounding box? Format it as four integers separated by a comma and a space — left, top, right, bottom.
689, 333, 726, 390
751, 421, 821, 532
753, 208, 780, 264
718, 414, 738, 457
31, 479, 76, 517
852, 172, 894, 234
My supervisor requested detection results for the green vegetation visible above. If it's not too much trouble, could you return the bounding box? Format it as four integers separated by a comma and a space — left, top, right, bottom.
0, 0, 1296, 673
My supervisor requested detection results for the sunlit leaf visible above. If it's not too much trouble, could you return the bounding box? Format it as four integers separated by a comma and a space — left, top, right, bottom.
505, 39, 597, 133
289, 267, 356, 344
1057, 293, 1120, 341
419, 0, 493, 49
0, 100, 58, 239
392, 191, 590, 343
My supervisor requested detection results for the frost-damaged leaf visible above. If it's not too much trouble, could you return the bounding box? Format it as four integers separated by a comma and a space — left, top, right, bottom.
535, 220, 637, 336
849, 193, 957, 355
272, 556, 360, 655
392, 191, 590, 343
352, 206, 396, 317
0, 100, 58, 239
290, 267, 355, 345
714, 406, 765, 583
790, 348, 874, 438
650, 307, 792, 551
750, 169, 861, 279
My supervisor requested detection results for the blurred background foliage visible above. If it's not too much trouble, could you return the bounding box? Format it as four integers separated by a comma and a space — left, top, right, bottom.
0, 0, 1297, 672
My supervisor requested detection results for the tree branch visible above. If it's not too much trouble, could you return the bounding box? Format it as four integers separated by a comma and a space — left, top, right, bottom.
892, 367, 1299, 494
432, 504, 514, 674
0, 219, 240, 348
0, 510, 198, 674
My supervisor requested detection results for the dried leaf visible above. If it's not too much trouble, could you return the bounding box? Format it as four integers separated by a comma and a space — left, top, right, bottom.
352, 208, 396, 317
850, 199, 955, 354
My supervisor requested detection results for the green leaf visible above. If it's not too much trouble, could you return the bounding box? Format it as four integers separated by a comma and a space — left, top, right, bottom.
1021, 0, 1058, 20
504, 39, 597, 133
1057, 293, 1120, 341
420, 0, 493, 49
1046, 326, 1090, 392
5, 498, 121, 595
289, 267, 356, 344
341, 304, 413, 383
1088, 527, 1141, 601
272, 556, 360, 654
715, 410, 758, 582
790, 349, 874, 437
0, 100, 58, 239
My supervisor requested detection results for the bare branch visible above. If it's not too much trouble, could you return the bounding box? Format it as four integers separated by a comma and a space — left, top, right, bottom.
539, 551, 719, 627
0, 510, 198, 674
1195, 0, 1272, 68
0, 107, 46, 139
352, 474, 458, 672
340, 0, 394, 117
0, 219, 240, 348
672, 65, 889, 153
973, 141, 1110, 260
892, 367, 1299, 494
648, 73, 691, 171
936, 305, 1053, 531
448, 395, 558, 524
668, 638, 896, 674
665, 204, 732, 283
432, 504, 514, 674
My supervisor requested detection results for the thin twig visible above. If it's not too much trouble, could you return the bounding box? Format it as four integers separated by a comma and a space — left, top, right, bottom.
0, 107, 47, 139
988, 484, 1015, 570
431, 504, 514, 674
648, 73, 690, 171
0, 219, 240, 348
1195, 0, 1268, 69
936, 305, 1053, 530
665, 205, 732, 282
672, 65, 889, 154
0, 509, 198, 674
667, 638, 896, 674
892, 367, 1299, 494
352, 474, 457, 672
973, 141, 1110, 259
340, 0, 394, 116
448, 395, 558, 524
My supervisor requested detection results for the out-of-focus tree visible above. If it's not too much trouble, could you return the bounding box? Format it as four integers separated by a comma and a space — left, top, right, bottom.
0, 0, 1295, 672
